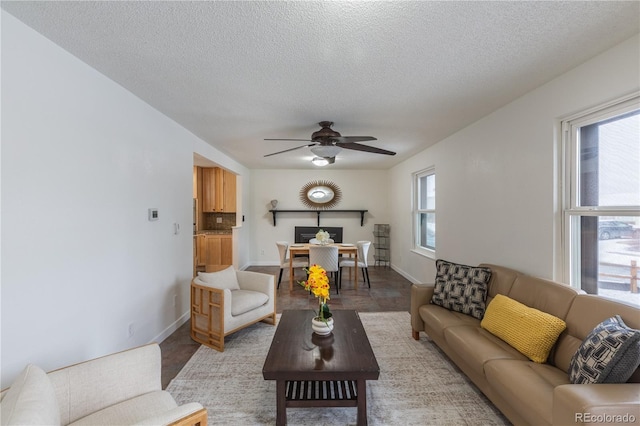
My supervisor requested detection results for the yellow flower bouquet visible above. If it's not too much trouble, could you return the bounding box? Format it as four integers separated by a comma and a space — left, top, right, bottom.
300, 264, 332, 322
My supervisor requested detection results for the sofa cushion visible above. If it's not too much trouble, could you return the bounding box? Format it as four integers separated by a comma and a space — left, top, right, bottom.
485, 359, 571, 425
0, 364, 60, 426
69, 390, 176, 425
568, 315, 640, 384
444, 325, 527, 377
419, 304, 479, 341
431, 259, 492, 320
231, 289, 269, 316
481, 294, 567, 363
197, 266, 240, 290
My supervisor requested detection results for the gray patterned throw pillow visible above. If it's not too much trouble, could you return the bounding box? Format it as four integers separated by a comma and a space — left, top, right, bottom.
430, 259, 492, 320
569, 315, 640, 384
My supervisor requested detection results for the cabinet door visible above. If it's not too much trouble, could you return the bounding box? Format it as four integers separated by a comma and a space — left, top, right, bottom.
207, 235, 222, 265
201, 168, 216, 212
195, 235, 206, 267
222, 171, 236, 213
220, 235, 233, 265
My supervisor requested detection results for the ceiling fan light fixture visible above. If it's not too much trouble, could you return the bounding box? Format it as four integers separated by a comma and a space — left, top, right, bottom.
311, 156, 330, 167
310, 145, 342, 158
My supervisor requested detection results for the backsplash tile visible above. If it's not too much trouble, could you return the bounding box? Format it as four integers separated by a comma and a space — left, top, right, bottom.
203, 213, 236, 231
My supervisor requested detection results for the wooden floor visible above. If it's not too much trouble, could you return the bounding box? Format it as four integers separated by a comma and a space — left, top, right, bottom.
160, 264, 414, 389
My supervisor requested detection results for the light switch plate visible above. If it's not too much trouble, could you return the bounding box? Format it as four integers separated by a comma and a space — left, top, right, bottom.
148, 208, 159, 221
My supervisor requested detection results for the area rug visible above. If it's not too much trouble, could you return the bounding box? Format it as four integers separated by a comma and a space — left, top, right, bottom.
167, 312, 510, 425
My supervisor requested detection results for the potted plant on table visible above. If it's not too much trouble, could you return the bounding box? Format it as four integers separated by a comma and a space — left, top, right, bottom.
315, 229, 330, 245
300, 264, 334, 335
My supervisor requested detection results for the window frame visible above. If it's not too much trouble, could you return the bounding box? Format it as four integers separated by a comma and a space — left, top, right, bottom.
412, 166, 436, 258
560, 93, 640, 288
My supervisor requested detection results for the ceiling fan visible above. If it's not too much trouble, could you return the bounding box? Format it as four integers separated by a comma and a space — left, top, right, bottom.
264, 121, 396, 163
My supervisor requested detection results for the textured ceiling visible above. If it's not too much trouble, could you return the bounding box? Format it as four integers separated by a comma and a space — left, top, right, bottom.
2, 1, 639, 169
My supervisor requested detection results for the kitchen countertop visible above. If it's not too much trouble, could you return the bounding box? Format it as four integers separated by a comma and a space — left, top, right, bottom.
195, 230, 232, 235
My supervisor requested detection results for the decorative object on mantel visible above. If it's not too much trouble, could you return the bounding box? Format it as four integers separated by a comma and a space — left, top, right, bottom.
270, 199, 278, 209
299, 180, 342, 209
268, 209, 368, 226
300, 264, 334, 336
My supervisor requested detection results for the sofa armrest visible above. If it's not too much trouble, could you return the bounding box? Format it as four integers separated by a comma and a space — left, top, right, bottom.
553, 383, 640, 425
411, 283, 435, 339
236, 270, 275, 297
48, 343, 162, 425
134, 404, 207, 426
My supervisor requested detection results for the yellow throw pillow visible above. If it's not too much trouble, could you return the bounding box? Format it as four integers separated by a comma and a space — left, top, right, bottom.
481, 294, 567, 363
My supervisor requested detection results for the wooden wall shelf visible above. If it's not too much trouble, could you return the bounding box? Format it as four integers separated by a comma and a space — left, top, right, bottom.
268, 209, 368, 226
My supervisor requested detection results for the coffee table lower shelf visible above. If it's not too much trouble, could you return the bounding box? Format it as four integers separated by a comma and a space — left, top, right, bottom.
276, 379, 369, 425
285, 380, 358, 407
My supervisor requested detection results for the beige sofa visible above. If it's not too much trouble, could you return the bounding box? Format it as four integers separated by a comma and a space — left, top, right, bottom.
411, 263, 640, 426
0, 343, 206, 425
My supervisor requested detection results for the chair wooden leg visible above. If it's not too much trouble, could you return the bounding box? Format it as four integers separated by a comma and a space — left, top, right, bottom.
365, 267, 370, 288
277, 268, 283, 288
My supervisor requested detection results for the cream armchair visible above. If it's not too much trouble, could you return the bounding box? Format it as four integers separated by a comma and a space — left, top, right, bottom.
0, 343, 206, 426
191, 266, 276, 352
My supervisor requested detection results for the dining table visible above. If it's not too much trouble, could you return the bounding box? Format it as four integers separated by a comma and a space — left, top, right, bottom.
287, 243, 358, 291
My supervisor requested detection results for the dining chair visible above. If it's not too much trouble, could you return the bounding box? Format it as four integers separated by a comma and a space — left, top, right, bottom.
339, 240, 372, 288
276, 241, 309, 289
308, 245, 340, 294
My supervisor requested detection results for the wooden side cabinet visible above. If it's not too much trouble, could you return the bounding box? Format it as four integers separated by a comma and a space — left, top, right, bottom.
201, 168, 236, 213
198, 234, 232, 266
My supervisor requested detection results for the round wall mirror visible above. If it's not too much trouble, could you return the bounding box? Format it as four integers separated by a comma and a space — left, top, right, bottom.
300, 180, 342, 209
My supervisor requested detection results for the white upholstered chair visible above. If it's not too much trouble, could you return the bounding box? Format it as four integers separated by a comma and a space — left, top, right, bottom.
308, 245, 340, 294
191, 266, 276, 352
0, 343, 207, 426
276, 241, 309, 289
339, 240, 372, 288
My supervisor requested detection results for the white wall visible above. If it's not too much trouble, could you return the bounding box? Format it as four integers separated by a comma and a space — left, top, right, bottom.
250, 169, 389, 266
389, 34, 640, 284
0, 12, 247, 388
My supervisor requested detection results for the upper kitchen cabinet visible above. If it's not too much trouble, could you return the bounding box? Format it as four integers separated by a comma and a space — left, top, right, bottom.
202, 167, 236, 213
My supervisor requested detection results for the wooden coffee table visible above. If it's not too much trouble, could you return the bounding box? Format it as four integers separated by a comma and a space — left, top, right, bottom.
262, 310, 380, 425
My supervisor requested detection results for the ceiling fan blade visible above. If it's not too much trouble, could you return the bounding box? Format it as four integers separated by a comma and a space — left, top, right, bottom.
333, 136, 377, 143
264, 143, 316, 157
336, 142, 396, 156
264, 138, 313, 142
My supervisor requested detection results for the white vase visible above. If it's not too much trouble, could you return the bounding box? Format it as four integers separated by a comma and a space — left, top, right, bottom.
311, 316, 334, 336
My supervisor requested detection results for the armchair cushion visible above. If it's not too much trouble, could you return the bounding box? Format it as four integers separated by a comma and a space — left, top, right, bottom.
231, 289, 269, 316
0, 364, 60, 426
197, 266, 240, 290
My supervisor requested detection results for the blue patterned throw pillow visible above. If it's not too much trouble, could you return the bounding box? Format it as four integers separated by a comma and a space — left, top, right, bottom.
569, 315, 640, 384
430, 259, 492, 320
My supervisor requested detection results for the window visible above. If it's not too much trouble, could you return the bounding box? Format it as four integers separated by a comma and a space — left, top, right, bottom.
562, 95, 640, 306
414, 168, 436, 256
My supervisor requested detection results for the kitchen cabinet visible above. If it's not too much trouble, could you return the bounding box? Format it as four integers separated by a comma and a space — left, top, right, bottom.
201, 168, 236, 213
197, 234, 232, 266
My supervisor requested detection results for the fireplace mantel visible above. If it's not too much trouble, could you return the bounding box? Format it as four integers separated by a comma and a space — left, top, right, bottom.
268, 209, 368, 226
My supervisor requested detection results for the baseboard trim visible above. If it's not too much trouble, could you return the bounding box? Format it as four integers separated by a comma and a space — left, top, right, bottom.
154, 310, 190, 343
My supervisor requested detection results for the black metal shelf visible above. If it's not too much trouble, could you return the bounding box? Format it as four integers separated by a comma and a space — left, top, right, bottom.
268, 209, 368, 226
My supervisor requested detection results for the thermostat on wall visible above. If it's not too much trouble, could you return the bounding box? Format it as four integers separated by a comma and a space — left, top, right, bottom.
148, 208, 159, 221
